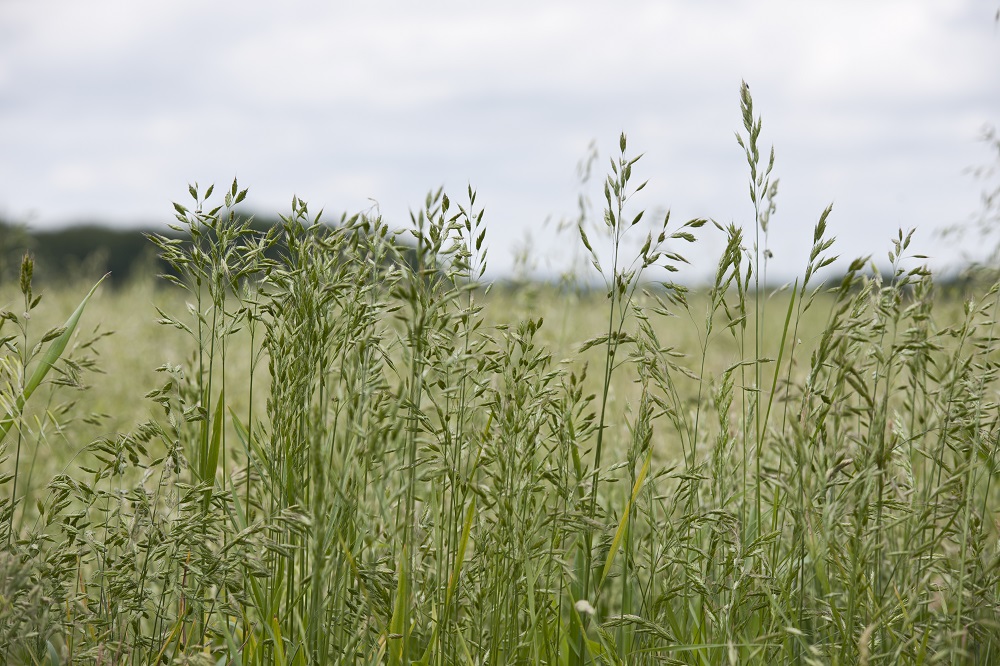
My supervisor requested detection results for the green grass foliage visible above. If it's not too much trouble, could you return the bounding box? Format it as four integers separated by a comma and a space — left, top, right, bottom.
1, 83, 999, 665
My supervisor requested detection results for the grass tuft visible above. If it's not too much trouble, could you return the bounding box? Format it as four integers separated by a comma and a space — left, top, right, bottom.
0, 84, 998, 665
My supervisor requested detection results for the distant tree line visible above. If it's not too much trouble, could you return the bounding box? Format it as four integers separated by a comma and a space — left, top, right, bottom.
0, 215, 981, 292
0, 215, 307, 287
0, 214, 425, 288
1, 221, 157, 286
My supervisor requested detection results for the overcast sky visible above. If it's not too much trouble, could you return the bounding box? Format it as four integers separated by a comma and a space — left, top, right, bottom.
1, 1, 998, 281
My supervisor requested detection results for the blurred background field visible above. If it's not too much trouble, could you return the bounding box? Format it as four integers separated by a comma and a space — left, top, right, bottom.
0, 266, 881, 476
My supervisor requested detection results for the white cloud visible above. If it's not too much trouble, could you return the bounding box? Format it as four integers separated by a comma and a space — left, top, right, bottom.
0, 0, 997, 277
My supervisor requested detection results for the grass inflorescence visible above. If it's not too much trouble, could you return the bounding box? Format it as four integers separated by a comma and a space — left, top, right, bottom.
1, 83, 999, 665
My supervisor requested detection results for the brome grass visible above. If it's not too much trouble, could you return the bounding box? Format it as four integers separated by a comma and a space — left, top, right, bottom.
0, 83, 998, 665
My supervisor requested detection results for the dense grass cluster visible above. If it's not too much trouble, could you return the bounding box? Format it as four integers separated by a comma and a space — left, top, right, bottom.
1, 84, 999, 665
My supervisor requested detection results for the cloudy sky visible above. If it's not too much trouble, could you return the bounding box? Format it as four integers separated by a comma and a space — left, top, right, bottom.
1, 1, 998, 281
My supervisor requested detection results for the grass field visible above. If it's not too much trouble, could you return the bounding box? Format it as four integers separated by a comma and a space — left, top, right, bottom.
2, 84, 999, 665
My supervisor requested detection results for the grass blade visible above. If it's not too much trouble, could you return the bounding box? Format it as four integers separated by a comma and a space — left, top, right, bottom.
388, 544, 409, 666
0, 274, 107, 444
598, 447, 652, 593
